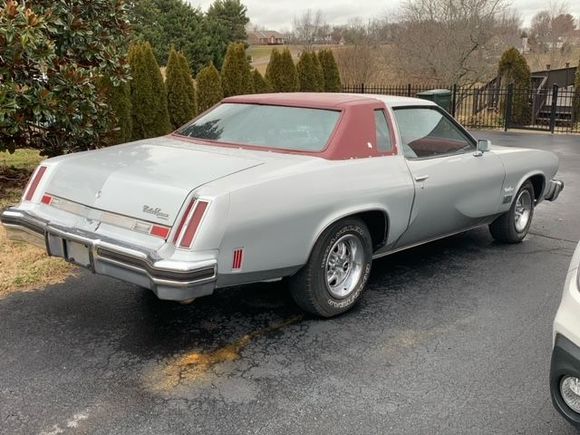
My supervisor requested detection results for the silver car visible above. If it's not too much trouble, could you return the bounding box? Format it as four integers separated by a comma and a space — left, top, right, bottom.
1, 93, 564, 317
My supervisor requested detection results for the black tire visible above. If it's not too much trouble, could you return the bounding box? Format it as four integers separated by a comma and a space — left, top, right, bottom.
489, 180, 535, 244
289, 218, 373, 318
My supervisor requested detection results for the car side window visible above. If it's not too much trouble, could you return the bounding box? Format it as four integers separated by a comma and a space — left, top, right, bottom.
393, 107, 475, 159
374, 109, 393, 153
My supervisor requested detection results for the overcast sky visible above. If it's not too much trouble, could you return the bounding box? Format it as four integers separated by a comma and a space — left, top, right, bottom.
190, 0, 580, 30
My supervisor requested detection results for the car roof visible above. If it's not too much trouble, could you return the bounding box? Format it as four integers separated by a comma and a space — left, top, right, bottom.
223, 92, 436, 109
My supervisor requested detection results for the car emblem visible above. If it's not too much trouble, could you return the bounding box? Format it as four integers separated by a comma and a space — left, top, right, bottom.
143, 205, 169, 220
95, 190, 102, 199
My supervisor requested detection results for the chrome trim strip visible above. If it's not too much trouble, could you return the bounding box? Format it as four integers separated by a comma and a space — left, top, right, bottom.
46, 194, 170, 236
373, 224, 490, 260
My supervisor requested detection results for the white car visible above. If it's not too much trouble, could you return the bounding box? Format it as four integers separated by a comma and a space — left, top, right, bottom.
551, 241, 580, 427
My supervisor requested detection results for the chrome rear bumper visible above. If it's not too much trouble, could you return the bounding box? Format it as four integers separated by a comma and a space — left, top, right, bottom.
545, 179, 564, 202
0, 208, 217, 301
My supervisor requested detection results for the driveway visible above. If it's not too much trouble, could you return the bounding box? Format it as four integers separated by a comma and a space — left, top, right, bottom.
0, 131, 578, 434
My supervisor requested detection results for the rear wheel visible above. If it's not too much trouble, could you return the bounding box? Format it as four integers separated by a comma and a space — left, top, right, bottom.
489, 180, 535, 243
289, 218, 373, 318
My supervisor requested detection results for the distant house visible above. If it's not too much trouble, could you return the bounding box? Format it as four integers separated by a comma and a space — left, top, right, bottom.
248, 31, 286, 46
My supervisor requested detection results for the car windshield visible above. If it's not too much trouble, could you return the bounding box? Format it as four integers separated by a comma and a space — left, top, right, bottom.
177, 103, 341, 152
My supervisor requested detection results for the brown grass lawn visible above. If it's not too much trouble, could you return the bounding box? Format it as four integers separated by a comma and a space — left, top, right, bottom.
0, 150, 75, 298
248, 44, 302, 75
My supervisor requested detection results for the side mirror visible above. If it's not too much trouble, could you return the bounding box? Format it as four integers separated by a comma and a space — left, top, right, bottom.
477, 139, 491, 153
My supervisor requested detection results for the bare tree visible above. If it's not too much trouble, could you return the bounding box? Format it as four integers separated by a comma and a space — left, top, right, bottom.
334, 19, 380, 85
394, 0, 513, 85
335, 44, 375, 85
530, 2, 576, 52
528, 2, 577, 69
292, 9, 325, 50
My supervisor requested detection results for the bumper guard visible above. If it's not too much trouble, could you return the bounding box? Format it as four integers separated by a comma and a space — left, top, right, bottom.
544, 179, 564, 202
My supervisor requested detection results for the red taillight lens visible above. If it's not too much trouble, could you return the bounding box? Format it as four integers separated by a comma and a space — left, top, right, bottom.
41, 194, 53, 205
24, 166, 47, 201
174, 199, 209, 248
150, 225, 170, 239
173, 200, 196, 244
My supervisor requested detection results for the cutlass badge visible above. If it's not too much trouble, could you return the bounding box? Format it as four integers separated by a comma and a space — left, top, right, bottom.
143, 205, 169, 220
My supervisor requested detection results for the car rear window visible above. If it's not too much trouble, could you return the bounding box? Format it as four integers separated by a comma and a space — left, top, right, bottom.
177, 103, 341, 152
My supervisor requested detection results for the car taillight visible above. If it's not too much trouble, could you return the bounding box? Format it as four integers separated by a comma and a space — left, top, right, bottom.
41, 194, 53, 205
173, 199, 209, 248
23, 166, 47, 201
150, 225, 170, 239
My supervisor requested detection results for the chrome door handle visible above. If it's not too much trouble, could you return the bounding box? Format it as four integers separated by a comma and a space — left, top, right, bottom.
415, 175, 429, 182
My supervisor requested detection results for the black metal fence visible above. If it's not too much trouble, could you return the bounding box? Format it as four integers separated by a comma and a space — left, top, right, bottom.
342, 83, 580, 134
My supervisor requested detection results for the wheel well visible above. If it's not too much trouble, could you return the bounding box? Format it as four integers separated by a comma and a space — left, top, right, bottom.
528, 175, 545, 201
354, 210, 388, 251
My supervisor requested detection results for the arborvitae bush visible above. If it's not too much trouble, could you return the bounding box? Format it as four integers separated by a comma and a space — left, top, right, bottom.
318, 49, 342, 92
297, 51, 323, 92
252, 69, 273, 93
498, 47, 531, 125
100, 78, 132, 145
128, 42, 171, 140
221, 42, 253, 97
265, 48, 298, 92
166, 48, 197, 129
196, 62, 224, 113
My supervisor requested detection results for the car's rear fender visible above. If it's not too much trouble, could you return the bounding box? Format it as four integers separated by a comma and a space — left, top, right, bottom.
210, 155, 415, 282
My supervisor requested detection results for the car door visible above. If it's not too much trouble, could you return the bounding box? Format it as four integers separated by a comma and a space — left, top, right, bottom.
393, 106, 505, 248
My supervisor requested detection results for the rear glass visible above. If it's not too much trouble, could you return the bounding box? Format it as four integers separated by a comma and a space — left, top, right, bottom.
177, 103, 341, 152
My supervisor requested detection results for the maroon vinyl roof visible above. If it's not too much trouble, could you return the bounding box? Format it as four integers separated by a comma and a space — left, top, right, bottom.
173, 93, 401, 160
223, 93, 379, 109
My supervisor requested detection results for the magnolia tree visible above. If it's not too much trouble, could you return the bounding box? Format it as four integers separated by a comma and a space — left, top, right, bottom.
0, 0, 131, 156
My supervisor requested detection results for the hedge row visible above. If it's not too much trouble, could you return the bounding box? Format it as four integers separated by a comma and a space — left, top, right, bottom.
107, 42, 342, 144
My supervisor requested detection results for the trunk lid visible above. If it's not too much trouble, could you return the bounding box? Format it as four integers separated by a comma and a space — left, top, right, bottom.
45, 137, 263, 225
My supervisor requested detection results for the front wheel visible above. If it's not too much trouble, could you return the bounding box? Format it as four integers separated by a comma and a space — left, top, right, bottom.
489, 180, 535, 243
289, 218, 373, 318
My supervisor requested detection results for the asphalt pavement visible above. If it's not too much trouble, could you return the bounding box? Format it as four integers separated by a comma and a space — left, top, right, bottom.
0, 130, 579, 434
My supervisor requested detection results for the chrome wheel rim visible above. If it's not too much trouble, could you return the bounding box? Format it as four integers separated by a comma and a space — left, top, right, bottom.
514, 190, 532, 232
325, 234, 364, 299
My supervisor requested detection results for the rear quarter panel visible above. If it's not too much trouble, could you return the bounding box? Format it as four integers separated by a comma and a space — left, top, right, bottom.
200, 155, 415, 281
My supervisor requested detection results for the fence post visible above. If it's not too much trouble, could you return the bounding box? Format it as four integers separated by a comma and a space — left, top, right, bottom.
504, 84, 513, 132
549, 84, 559, 134
451, 84, 457, 117
361, 83, 365, 94
472, 88, 479, 116
407, 83, 411, 97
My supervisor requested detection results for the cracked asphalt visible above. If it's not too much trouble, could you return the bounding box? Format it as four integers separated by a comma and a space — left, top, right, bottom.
1, 131, 579, 434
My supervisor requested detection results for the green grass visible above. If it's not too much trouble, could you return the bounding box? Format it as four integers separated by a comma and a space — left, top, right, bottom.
0, 148, 74, 297
0, 149, 43, 170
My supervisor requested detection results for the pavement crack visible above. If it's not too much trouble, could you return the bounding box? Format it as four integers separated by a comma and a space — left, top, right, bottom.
529, 232, 577, 244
